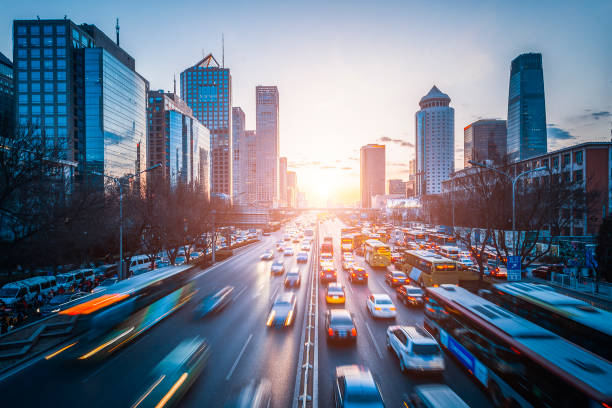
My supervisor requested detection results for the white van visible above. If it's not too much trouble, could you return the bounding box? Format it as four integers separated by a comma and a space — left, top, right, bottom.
438, 245, 460, 260
56, 268, 94, 290
129, 255, 152, 275
27, 276, 58, 297
0, 275, 58, 305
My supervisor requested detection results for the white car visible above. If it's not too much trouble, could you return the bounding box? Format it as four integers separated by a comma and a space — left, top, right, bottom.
386, 325, 445, 373
366, 294, 397, 319
284, 247, 294, 256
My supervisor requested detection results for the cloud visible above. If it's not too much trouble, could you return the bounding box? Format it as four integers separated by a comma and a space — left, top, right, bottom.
591, 111, 611, 120
378, 136, 413, 148
547, 125, 576, 140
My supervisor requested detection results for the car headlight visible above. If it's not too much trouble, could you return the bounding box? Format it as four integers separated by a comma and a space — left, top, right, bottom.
266, 311, 276, 326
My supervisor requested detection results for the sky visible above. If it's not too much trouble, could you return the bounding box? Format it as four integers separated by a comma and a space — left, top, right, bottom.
1, 0, 611, 207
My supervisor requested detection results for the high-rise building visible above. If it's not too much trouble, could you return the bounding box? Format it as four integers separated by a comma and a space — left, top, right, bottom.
387, 179, 407, 196
287, 170, 297, 208
506, 53, 547, 162
415, 86, 454, 195
255, 86, 279, 207
232, 107, 245, 203
243, 130, 257, 205
464, 119, 507, 168
147, 90, 210, 191
0, 52, 13, 138
279, 157, 288, 207
180, 54, 232, 199
360, 144, 385, 208
13, 19, 148, 190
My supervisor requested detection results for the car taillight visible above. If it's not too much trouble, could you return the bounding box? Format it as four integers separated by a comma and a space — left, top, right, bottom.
321, 272, 324, 276
365, 273, 368, 277
333, 272, 337, 276
351, 273, 355, 277
328, 328, 334, 336
393, 279, 397, 282
351, 328, 357, 336
390, 307, 396, 311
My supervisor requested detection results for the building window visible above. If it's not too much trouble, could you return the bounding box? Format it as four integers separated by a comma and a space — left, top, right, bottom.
574, 169, 583, 182
17, 26, 26, 35
44, 94, 53, 103
31, 60, 40, 70
43, 25, 53, 35
562, 153, 570, 166
56, 25, 65, 34
44, 48, 53, 58
30, 37, 40, 46
44, 71, 53, 80
31, 48, 40, 58
57, 37, 66, 47
17, 37, 27, 47
575, 151, 583, 165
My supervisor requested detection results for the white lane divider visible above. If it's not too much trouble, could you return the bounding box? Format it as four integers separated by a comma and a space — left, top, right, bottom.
365, 322, 383, 360
225, 333, 253, 381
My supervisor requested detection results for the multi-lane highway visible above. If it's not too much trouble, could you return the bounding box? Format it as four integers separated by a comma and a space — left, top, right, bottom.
0, 217, 491, 407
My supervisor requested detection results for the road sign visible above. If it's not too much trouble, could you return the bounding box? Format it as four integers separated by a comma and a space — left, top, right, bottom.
507, 255, 521, 281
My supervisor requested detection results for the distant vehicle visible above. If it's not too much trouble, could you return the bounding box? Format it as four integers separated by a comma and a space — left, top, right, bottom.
326, 283, 346, 304
342, 252, 354, 262
195, 286, 234, 318
400, 250, 458, 288
333, 365, 384, 408
402, 384, 470, 408
155, 259, 170, 269
1, 276, 58, 305
132, 337, 210, 408
366, 294, 396, 319
386, 325, 444, 374
262, 231, 271, 236
396, 285, 423, 307
266, 292, 297, 328
385, 271, 408, 287
129, 255, 151, 275
92, 278, 118, 293
437, 245, 460, 260
301, 243, 311, 251
277, 245, 285, 252
342, 260, 355, 271
490, 265, 508, 278
390, 252, 401, 264
320, 267, 337, 284
296, 251, 309, 263
325, 309, 357, 343
284, 247, 294, 256
348, 266, 368, 284
260, 249, 274, 260
39, 292, 88, 315
174, 256, 186, 266
284, 268, 301, 288
270, 260, 285, 275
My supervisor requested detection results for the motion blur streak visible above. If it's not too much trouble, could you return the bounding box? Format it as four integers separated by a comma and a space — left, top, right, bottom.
78, 327, 134, 359
60, 293, 130, 315
155, 372, 188, 408
44, 342, 78, 360
131, 375, 166, 408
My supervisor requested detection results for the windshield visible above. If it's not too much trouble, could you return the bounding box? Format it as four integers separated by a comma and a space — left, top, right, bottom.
0, 288, 18, 298
330, 315, 353, 325
406, 289, 423, 295
412, 343, 440, 355
49, 295, 71, 305
274, 301, 291, 307
287, 272, 299, 278
376, 298, 392, 305
100, 279, 117, 287
272, 261, 283, 267
328, 288, 343, 294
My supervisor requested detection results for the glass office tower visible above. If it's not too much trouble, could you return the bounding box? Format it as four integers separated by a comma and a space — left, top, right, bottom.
506, 53, 547, 162
0, 52, 13, 138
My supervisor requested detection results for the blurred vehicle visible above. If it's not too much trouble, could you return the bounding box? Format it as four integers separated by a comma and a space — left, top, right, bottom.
333, 365, 384, 407
326, 283, 346, 304
195, 286, 234, 318
342, 252, 354, 262
457, 256, 474, 269
532, 264, 564, 280
224, 379, 272, 408
396, 285, 424, 307
348, 266, 368, 284
266, 292, 297, 327
342, 260, 355, 271
276, 240, 284, 248
292, 237, 300, 243
277, 245, 285, 253
39, 292, 88, 315
390, 252, 401, 264
402, 384, 470, 408
490, 265, 508, 279
296, 251, 309, 263
174, 256, 186, 266
325, 309, 357, 343
190, 251, 201, 260
284, 247, 294, 256
385, 271, 408, 287
260, 249, 274, 261
284, 268, 301, 287
132, 337, 210, 408
92, 277, 118, 293
301, 243, 311, 251
320, 266, 337, 284
155, 259, 170, 269
366, 294, 396, 319
270, 260, 285, 275
386, 325, 444, 374
262, 231, 271, 236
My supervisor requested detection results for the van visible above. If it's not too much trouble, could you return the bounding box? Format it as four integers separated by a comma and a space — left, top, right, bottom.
28, 276, 58, 297
129, 255, 152, 275
56, 268, 93, 291
0, 282, 34, 305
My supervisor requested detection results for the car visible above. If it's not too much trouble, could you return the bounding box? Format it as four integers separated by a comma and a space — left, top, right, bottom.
262, 231, 271, 236
284, 268, 301, 287
301, 243, 311, 251
326, 283, 346, 304
386, 325, 445, 374
342, 260, 355, 271
396, 285, 424, 307
349, 266, 368, 284
195, 286, 234, 318
266, 292, 297, 327
284, 247, 294, 256
366, 294, 397, 319
292, 237, 300, 243
401, 384, 470, 408
190, 251, 201, 260
296, 251, 309, 263
333, 365, 384, 408
342, 252, 354, 262
277, 245, 285, 252
92, 277, 118, 293
325, 309, 357, 343
260, 249, 274, 260
174, 256, 186, 266
385, 271, 408, 287
39, 292, 88, 315
320, 258, 334, 270
320, 267, 337, 284
270, 260, 285, 275
390, 252, 401, 264
458, 257, 474, 268
155, 259, 170, 269
132, 337, 210, 408
491, 265, 508, 278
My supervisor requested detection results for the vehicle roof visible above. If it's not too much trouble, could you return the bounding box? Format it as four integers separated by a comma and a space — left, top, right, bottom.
276, 292, 295, 303
440, 245, 459, 251
327, 283, 344, 291
414, 384, 470, 408
156, 337, 205, 373
336, 365, 377, 389
427, 285, 612, 397
329, 308, 351, 318
394, 325, 435, 342
402, 285, 423, 291
405, 250, 454, 263
493, 282, 612, 336
372, 293, 391, 301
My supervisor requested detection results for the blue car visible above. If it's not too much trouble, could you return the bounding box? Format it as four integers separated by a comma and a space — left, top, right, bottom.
296, 251, 308, 263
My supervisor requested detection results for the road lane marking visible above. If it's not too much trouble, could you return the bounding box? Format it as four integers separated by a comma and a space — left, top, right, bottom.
225, 333, 253, 381
236, 286, 247, 299
270, 284, 280, 301
365, 322, 383, 360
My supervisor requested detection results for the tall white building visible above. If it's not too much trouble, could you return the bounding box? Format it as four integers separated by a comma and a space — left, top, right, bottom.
243, 130, 257, 206
232, 107, 245, 204
255, 86, 279, 207
415, 86, 454, 195
279, 157, 288, 207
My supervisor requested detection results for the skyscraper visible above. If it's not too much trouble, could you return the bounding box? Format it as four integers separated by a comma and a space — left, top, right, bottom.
180, 54, 232, 198
279, 157, 288, 207
255, 86, 279, 207
464, 119, 507, 168
287, 170, 297, 208
0, 52, 13, 138
415, 86, 454, 195
506, 53, 547, 162
243, 130, 257, 205
387, 179, 406, 196
360, 144, 385, 208
232, 107, 245, 203
13, 19, 148, 190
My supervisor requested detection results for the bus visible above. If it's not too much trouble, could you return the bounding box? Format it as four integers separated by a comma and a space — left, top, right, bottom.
340, 235, 353, 252
320, 241, 333, 256
437, 245, 460, 260
482, 282, 612, 362
428, 233, 457, 248
424, 285, 612, 407
405, 230, 427, 246
399, 250, 458, 287
363, 239, 391, 268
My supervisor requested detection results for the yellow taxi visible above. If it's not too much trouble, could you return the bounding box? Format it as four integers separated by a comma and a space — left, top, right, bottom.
325, 283, 346, 304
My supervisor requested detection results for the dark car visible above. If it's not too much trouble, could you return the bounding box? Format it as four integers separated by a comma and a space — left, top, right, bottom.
349, 266, 368, 284
39, 292, 88, 315
333, 365, 385, 407
326, 309, 356, 343
385, 271, 408, 287
195, 286, 234, 318
270, 260, 285, 275
320, 266, 337, 284
284, 268, 301, 287
266, 292, 297, 328
396, 285, 424, 307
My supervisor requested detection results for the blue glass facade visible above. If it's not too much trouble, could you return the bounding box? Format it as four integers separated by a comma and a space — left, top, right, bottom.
166, 110, 183, 186
506, 53, 547, 162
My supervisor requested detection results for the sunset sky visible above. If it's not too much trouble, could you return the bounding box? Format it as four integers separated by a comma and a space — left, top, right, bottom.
2, 0, 610, 207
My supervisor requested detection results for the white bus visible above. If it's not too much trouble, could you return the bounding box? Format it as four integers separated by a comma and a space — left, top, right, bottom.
437, 245, 460, 260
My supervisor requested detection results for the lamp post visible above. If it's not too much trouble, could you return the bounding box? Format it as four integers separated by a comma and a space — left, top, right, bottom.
92, 163, 161, 280
468, 160, 547, 255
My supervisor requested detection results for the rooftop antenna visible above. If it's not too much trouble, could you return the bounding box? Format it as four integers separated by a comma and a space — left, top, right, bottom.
115, 18, 120, 46
222, 33, 225, 68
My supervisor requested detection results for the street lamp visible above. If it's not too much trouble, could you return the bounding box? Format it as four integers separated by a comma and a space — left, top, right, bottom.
468, 160, 547, 255
92, 163, 161, 280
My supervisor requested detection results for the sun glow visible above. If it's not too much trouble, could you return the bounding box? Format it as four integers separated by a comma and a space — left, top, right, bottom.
295, 166, 359, 208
